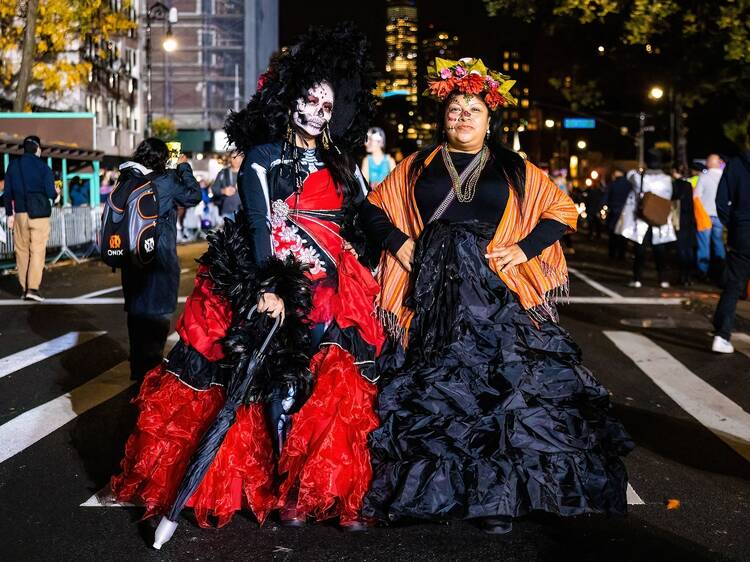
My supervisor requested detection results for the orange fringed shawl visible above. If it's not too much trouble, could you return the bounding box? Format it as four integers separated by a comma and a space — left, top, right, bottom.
367, 147, 578, 341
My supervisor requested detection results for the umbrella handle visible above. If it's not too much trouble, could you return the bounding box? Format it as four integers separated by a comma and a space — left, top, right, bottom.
247, 305, 282, 356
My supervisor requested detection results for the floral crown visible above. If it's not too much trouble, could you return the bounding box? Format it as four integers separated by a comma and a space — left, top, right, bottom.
424, 57, 517, 110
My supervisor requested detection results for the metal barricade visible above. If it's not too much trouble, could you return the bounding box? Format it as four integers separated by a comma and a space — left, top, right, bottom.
0, 205, 102, 266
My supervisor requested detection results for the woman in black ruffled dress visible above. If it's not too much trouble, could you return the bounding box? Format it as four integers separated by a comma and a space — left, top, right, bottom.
360, 58, 633, 533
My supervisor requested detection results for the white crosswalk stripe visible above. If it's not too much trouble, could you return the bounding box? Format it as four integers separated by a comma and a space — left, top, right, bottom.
0, 333, 179, 465
0, 331, 106, 379
0, 361, 134, 464
604, 330, 750, 463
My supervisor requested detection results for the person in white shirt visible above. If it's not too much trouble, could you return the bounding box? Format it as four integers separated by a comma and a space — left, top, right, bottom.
694, 154, 726, 276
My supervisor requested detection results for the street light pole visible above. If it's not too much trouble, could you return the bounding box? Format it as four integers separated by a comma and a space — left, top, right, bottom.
144, 2, 177, 137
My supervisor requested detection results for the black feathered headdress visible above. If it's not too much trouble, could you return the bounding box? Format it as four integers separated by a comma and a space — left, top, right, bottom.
224, 23, 375, 154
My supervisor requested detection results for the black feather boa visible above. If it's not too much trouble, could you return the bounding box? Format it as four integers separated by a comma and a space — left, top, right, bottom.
197, 213, 314, 409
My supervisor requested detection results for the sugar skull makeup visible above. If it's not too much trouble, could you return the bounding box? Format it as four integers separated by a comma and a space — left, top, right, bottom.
292, 81, 334, 137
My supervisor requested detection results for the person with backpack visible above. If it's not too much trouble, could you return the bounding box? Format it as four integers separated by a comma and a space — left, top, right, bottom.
3, 135, 59, 301
111, 138, 201, 381
712, 126, 750, 353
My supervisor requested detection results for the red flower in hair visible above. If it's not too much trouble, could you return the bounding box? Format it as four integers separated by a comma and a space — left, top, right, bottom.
428, 77, 458, 99
256, 71, 271, 91
457, 73, 485, 95
484, 89, 505, 110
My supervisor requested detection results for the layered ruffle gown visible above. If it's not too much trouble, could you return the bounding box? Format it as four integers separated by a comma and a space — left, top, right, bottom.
111, 142, 384, 526
362, 150, 633, 523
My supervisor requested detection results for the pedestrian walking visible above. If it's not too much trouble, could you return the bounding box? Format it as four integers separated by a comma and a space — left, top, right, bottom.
617, 148, 677, 288
210, 150, 243, 221
603, 168, 630, 260
361, 127, 395, 187
117, 138, 202, 381
695, 154, 726, 278
672, 172, 697, 286
360, 56, 632, 534
3, 136, 59, 301
712, 132, 750, 353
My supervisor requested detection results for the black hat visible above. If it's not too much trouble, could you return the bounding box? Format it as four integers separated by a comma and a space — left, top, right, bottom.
224, 23, 375, 154
23, 135, 41, 154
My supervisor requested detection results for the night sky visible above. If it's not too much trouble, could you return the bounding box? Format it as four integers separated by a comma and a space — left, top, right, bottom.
278, 0, 738, 161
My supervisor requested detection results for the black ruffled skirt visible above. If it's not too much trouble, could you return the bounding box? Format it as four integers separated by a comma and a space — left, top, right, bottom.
365, 221, 633, 522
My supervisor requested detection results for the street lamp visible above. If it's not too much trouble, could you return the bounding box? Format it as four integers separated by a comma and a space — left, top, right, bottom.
649, 86, 664, 100
162, 29, 178, 53
544, 119, 555, 129
145, 3, 178, 136
577, 139, 587, 150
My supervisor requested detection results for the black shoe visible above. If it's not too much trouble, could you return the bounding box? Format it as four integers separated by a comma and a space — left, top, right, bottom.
479, 517, 513, 535
340, 517, 373, 532
24, 289, 45, 302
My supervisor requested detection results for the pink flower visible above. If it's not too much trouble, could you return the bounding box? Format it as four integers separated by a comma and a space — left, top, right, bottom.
439, 67, 453, 79
486, 77, 499, 90
454, 66, 467, 77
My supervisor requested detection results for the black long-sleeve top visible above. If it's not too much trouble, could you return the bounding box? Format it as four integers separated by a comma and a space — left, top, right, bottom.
360, 150, 567, 259
716, 151, 750, 254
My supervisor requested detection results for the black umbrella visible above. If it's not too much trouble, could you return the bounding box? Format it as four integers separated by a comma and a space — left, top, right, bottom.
153, 307, 281, 549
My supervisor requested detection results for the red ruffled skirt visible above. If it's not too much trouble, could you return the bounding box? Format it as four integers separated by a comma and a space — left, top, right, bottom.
278, 344, 378, 522
110, 366, 276, 527
111, 347, 378, 526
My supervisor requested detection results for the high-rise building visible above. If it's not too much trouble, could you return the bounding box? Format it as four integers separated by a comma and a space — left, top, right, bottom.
147, 0, 277, 152
500, 50, 534, 134
382, 0, 418, 107
420, 27, 459, 76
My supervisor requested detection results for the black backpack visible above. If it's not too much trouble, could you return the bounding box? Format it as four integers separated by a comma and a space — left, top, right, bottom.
100, 170, 160, 268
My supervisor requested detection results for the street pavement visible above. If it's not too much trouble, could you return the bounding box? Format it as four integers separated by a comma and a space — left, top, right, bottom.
1, 236, 749, 561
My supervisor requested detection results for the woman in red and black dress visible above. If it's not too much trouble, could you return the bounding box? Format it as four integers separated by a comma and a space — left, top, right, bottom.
110, 24, 383, 532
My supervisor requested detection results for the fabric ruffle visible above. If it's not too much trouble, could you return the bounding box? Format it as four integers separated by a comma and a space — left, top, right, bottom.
278, 344, 378, 521
365, 221, 632, 522
110, 367, 275, 527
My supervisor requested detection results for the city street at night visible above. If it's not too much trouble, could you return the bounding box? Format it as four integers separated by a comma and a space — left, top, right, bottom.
3, 0, 750, 560
1, 238, 750, 561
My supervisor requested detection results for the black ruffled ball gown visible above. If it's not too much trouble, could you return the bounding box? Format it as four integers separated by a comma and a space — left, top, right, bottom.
365, 220, 633, 523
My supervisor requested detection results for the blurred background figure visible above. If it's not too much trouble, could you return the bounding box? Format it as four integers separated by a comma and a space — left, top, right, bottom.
211, 150, 243, 222
712, 128, 750, 354
603, 168, 630, 260
69, 176, 89, 207
361, 127, 395, 187
694, 153, 726, 280
620, 148, 676, 288
672, 169, 697, 286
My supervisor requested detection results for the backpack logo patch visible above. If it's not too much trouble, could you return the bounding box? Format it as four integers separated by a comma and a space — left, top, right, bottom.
144, 237, 155, 253
109, 234, 121, 249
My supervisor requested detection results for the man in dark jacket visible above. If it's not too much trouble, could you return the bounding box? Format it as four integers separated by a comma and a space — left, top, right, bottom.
712, 128, 750, 353
211, 150, 243, 220
119, 138, 202, 381
603, 168, 631, 260
4, 136, 59, 301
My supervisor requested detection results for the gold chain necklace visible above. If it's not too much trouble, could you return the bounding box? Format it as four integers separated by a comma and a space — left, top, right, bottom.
441, 143, 489, 203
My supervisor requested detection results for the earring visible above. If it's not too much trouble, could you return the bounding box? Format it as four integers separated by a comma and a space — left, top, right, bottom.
286, 122, 295, 145
486, 128, 491, 138
321, 123, 331, 150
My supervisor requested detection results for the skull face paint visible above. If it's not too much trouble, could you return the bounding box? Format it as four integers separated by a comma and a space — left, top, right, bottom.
292, 81, 335, 137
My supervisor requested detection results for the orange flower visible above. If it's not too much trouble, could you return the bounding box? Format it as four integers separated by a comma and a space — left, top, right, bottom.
484, 89, 505, 110
457, 73, 485, 95
428, 78, 457, 99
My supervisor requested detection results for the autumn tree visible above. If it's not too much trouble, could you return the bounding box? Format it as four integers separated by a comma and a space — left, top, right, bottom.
483, 0, 750, 164
0, 0, 135, 111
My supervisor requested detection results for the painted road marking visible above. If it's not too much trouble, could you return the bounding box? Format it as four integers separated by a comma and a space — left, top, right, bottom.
0, 297, 188, 306
568, 266, 622, 298
0, 333, 178, 465
76, 287, 122, 299
604, 330, 750, 463
0, 331, 106, 379
0, 362, 134, 464
566, 297, 684, 305
627, 483, 644, 505
733, 333, 750, 360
